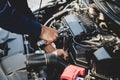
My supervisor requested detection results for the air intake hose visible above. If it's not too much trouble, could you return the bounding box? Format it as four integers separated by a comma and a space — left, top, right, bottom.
26, 53, 67, 67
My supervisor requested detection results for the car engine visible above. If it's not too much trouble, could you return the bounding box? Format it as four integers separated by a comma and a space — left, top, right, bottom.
0, 0, 120, 80
37, 0, 120, 79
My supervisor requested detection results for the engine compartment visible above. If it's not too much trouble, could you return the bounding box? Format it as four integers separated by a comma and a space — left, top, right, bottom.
37, 0, 120, 79
0, 0, 120, 80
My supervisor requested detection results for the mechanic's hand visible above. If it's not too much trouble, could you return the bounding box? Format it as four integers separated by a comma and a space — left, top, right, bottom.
52, 49, 68, 60
40, 25, 58, 44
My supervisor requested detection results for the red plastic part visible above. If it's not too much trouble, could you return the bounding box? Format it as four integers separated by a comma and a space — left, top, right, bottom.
60, 65, 85, 80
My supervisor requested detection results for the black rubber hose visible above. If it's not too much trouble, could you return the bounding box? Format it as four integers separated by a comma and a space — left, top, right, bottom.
26, 53, 47, 66
26, 53, 68, 68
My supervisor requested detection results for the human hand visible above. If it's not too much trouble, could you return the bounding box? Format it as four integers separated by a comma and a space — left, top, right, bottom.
40, 25, 58, 44
52, 49, 68, 60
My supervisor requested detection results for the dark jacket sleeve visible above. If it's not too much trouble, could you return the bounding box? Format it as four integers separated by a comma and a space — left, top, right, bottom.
0, 0, 41, 38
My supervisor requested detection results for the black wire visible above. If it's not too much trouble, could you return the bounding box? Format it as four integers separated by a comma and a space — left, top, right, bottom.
39, 0, 43, 9
72, 36, 99, 48
37, 0, 43, 20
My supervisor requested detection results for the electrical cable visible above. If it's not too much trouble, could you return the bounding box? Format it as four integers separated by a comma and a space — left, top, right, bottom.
37, 0, 43, 20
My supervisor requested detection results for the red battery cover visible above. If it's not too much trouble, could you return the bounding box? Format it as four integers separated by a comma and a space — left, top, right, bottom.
60, 65, 85, 80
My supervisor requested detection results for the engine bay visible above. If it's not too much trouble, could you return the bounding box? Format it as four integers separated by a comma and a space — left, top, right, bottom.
0, 0, 120, 80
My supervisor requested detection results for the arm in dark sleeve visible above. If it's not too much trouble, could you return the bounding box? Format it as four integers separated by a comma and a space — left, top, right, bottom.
0, 0, 41, 38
